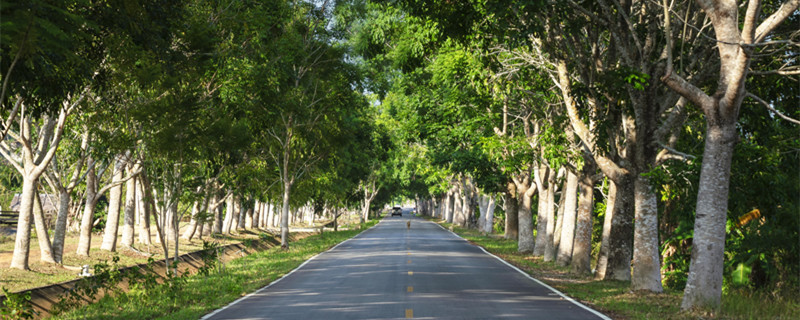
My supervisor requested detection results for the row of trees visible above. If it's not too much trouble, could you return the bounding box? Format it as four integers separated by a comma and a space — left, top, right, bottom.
0, 0, 402, 273
345, 0, 798, 311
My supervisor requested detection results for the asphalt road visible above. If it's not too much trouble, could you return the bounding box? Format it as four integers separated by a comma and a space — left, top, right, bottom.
202, 208, 609, 320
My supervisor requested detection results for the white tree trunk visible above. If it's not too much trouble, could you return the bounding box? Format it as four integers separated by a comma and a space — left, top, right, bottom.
137, 177, 152, 245
9, 178, 36, 269
52, 189, 71, 263
483, 194, 495, 234
595, 181, 634, 281
101, 159, 124, 251
76, 164, 98, 256
681, 123, 737, 308
120, 169, 136, 247
32, 190, 55, 263
632, 175, 664, 292
504, 180, 519, 240
572, 162, 595, 274
543, 172, 558, 262
280, 183, 292, 248
223, 194, 234, 234
557, 171, 579, 266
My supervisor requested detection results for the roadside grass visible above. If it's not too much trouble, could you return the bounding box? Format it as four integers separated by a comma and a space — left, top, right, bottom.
50, 221, 379, 320
436, 220, 798, 320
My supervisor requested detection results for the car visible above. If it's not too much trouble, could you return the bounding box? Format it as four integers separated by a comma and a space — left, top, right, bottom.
391, 207, 402, 217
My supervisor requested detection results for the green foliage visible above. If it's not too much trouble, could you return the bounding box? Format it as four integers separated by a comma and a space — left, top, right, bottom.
0, 287, 37, 320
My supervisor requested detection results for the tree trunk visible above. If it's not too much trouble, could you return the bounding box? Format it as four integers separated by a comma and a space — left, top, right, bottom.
484, 194, 495, 234
236, 198, 245, 231
212, 193, 223, 234
253, 200, 260, 229
9, 177, 36, 269
137, 177, 152, 245
76, 165, 97, 256
453, 186, 464, 225
632, 174, 664, 292
267, 202, 275, 228
557, 170, 579, 266
120, 169, 136, 247
245, 201, 254, 230
533, 165, 550, 256
553, 179, 568, 253
32, 190, 56, 263
516, 178, 535, 253
572, 161, 595, 275
52, 188, 71, 263
280, 182, 292, 249
445, 189, 455, 223
681, 123, 737, 309
595, 180, 634, 281
223, 194, 234, 234
543, 171, 558, 262
101, 159, 124, 251
504, 180, 519, 240
183, 200, 200, 240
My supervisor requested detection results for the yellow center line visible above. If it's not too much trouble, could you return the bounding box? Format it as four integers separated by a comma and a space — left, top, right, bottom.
408, 271, 413, 275
407, 260, 412, 264
405, 309, 413, 318
407, 286, 414, 292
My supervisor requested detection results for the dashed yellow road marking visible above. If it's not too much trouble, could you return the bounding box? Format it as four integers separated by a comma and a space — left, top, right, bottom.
407, 260, 412, 264
408, 271, 413, 275
405, 309, 414, 318
407, 286, 414, 292
407, 252, 411, 255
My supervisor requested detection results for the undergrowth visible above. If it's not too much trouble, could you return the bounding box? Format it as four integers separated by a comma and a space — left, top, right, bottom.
49, 221, 377, 320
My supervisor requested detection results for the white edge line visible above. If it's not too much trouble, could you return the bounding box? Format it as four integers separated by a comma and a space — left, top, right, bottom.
200, 220, 385, 320
431, 221, 612, 320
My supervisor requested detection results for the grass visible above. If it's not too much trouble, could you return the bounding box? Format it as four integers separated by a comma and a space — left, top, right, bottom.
49, 220, 379, 320
436, 220, 798, 320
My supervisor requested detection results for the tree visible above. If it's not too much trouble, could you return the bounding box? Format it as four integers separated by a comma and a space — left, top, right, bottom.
661, 0, 800, 309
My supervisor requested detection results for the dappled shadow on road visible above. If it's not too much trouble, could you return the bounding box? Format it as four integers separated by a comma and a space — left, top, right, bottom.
208, 217, 603, 320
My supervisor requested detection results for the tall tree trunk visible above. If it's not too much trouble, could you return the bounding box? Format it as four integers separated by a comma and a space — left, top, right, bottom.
32, 190, 55, 263
595, 180, 634, 281
76, 164, 97, 256
280, 182, 292, 249
516, 179, 536, 253
212, 193, 224, 234
681, 123, 737, 308
267, 202, 275, 228
553, 179, 568, 253
182, 200, 200, 240
223, 194, 234, 234
557, 171, 579, 266
453, 186, 464, 225
543, 171, 558, 262
252, 200, 260, 229
504, 180, 519, 240
245, 199, 254, 230
52, 188, 71, 263
120, 168, 136, 247
445, 189, 456, 224
533, 166, 550, 256
632, 174, 664, 292
483, 194, 496, 234
572, 161, 595, 275
137, 177, 151, 245
9, 177, 36, 269
101, 159, 124, 251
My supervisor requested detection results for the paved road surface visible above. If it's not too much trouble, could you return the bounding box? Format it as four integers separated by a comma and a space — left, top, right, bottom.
203, 209, 608, 320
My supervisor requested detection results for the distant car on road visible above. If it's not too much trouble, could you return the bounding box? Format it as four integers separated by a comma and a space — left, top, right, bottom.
391, 207, 402, 217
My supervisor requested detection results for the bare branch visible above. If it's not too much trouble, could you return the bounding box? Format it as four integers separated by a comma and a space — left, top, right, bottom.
747, 92, 800, 125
